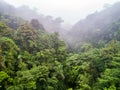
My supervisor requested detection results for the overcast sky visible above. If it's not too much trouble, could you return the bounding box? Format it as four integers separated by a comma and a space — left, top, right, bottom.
4, 0, 120, 24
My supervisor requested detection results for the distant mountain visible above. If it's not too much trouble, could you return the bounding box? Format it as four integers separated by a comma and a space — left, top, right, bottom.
0, 0, 16, 14
67, 2, 120, 49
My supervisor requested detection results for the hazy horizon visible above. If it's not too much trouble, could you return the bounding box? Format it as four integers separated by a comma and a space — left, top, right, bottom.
4, 0, 120, 24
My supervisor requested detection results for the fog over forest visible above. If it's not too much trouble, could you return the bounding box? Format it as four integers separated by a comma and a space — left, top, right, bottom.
0, 0, 120, 90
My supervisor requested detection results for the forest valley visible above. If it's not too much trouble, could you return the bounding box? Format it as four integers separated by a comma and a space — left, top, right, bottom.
0, 0, 120, 90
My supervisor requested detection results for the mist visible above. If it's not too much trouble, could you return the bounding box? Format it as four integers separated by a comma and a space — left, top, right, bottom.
4, 0, 120, 24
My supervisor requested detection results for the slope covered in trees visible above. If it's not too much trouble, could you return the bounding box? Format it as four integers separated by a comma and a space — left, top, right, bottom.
0, 0, 120, 90
67, 2, 120, 51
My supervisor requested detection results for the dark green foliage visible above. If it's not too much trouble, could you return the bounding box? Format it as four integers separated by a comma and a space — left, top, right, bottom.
0, 13, 25, 29
31, 19, 45, 31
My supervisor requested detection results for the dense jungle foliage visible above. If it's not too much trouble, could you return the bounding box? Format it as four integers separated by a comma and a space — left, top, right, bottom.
1, 1, 120, 90
1, 13, 120, 90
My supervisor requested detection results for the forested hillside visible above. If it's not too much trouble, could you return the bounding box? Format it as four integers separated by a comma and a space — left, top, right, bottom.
0, 0, 120, 90
67, 2, 120, 51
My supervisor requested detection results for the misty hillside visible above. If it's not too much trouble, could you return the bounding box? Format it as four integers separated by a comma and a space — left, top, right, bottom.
0, 0, 67, 36
1, 0, 120, 90
67, 2, 120, 50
